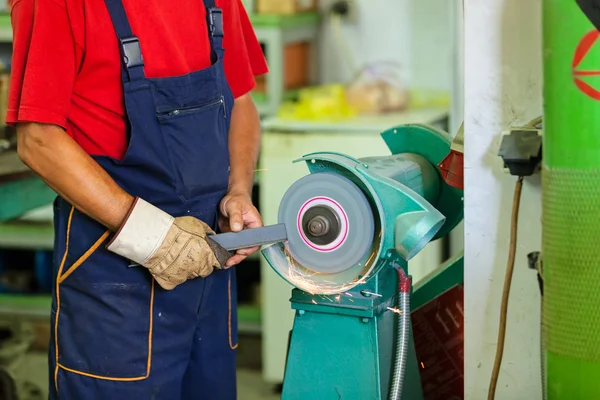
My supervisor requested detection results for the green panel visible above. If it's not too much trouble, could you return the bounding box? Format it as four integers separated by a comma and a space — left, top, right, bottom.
542, 167, 600, 399
547, 352, 600, 397
411, 253, 463, 311
0, 221, 54, 250
0, 294, 51, 309
543, 1, 600, 168
379, 124, 464, 240
0, 178, 56, 222
282, 312, 381, 400
237, 304, 261, 323
0, 295, 261, 325
543, 1, 600, 398
0, 13, 9, 29
281, 305, 422, 400
252, 89, 299, 109
0, 294, 51, 321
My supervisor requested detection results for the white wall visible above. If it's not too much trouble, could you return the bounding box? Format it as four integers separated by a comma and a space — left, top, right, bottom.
408, 0, 454, 93
450, 0, 464, 136
449, 0, 464, 257
464, 0, 543, 399
317, 0, 454, 94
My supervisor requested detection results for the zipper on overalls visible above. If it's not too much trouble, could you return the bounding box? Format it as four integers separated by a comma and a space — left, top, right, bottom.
163, 96, 226, 118
220, 95, 227, 119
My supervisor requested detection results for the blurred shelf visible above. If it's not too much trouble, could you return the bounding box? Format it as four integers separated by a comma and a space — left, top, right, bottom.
0, 294, 49, 320
254, 89, 299, 116
0, 12, 322, 44
0, 294, 263, 334
261, 107, 450, 133
0, 221, 54, 250
0, 13, 10, 42
0, 152, 57, 223
251, 13, 320, 117
237, 304, 262, 334
253, 89, 299, 104
0, 202, 262, 261
250, 12, 320, 28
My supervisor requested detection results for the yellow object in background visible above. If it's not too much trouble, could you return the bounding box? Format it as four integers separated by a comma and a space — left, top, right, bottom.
277, 85, 357, 121
408, 89, 451, 109
276, 84, 451, 121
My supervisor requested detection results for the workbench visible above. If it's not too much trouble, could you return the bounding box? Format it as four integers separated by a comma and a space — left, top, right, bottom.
0, 152, 56, 223
0, 13, 10, 42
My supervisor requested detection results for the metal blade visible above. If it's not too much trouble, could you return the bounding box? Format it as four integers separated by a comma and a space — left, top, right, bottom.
209, 223, 288, 251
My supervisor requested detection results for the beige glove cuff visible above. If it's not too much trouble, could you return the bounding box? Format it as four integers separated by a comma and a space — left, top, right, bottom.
107, 198, 175, 265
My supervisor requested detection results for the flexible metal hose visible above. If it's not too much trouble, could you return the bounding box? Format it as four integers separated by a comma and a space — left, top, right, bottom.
389, 268, 412, 400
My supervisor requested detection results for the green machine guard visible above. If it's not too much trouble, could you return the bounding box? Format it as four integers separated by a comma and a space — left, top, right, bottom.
262, 124, 464, 400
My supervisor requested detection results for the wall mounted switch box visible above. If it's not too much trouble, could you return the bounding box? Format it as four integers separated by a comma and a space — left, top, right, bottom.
498, 128, 542, 177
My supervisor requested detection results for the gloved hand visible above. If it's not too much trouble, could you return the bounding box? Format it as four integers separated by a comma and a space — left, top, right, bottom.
106, 198, 231, 290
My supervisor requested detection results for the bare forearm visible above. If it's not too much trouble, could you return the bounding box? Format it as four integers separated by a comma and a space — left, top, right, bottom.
227, 93, 260, 196
16, 123, 134, 231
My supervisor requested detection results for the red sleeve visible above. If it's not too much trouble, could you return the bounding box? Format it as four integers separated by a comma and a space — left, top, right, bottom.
222, 0, 268, 98
7, 0, 80, 128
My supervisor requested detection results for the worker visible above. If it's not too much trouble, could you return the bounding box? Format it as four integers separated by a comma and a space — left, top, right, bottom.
7, 0, 268, 399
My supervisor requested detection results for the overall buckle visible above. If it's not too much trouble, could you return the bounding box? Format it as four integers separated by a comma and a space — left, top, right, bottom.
120, 37, 144, 69
208, 7, 224, 38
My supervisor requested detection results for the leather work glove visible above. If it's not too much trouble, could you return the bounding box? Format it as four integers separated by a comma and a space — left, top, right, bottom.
106, 198, 232, 290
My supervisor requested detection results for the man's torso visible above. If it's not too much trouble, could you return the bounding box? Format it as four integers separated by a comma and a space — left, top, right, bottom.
8, 0, 263, 159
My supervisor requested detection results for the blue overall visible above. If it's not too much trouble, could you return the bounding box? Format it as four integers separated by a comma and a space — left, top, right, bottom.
49, 0, 238, 398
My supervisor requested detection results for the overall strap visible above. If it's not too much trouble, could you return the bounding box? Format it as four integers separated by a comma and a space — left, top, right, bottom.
104, 0, 146, 82
202, 0, 225, 62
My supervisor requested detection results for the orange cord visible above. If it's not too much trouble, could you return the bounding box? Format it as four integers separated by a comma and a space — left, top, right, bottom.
488, 176, 524, 400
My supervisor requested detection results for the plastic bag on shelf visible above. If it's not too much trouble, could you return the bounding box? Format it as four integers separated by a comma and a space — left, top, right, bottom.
345, 61, 410, 115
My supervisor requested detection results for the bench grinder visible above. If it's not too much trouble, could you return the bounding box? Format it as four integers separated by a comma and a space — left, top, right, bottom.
211, 123, 464, 400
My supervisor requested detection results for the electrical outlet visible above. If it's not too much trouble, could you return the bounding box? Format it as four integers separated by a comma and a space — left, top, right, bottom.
343, 0, 358, 22
498, 128, 543, 176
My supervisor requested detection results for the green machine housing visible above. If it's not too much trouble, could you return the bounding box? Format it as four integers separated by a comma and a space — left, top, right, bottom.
261, 124, 464, 400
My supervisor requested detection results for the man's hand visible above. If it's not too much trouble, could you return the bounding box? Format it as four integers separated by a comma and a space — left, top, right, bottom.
107, 198, 230, 290
221, 93, 263, 268
219, 192, 263, 267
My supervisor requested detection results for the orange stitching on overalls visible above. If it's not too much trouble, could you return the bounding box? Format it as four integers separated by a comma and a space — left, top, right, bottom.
56, 279, 155, 382
228, 271, 238, 350
54, 206, 155, 383
54, 205, 75, 390
57, 230, 110, 284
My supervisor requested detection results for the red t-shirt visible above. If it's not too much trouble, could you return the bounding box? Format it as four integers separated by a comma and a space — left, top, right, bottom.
7, 0, 268, 159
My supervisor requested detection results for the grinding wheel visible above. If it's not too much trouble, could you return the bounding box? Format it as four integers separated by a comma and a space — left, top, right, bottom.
278, 172, 375, 274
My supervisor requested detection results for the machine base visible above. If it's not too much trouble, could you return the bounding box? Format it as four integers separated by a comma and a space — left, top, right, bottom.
280, 254, 464, 400
280, 284, 424, 400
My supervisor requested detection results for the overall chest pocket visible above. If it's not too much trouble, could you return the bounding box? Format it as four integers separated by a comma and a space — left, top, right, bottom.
157, 96, 230, 201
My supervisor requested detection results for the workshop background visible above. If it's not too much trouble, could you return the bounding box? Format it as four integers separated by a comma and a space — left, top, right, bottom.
0, 1, 463, 399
